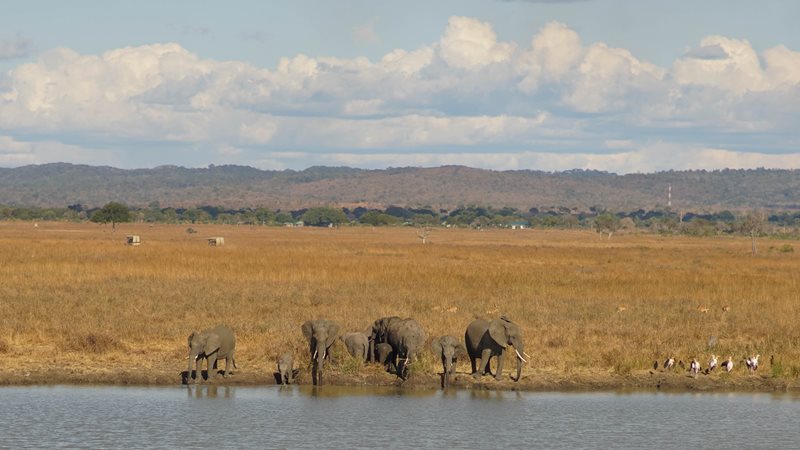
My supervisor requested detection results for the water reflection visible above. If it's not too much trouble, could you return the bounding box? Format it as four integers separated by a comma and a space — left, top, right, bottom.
2, 386, 799, 449
187, 384, 233, 399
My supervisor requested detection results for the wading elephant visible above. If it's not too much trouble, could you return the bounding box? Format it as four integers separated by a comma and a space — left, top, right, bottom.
386, 318, 426, 380
465, 316, 526, 382
301, 319, 340, 386
368, 316, 402, 363
341, 332, 369, 361
430, 335, 468, 389
277, 352, 294, 385
187, 325, 236, 383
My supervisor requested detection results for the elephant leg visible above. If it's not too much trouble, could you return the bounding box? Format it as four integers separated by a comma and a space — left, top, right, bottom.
207, 355, 218, 380
470, 354, 478, 377
495, 350, 505, 380
478, 348, 493, 378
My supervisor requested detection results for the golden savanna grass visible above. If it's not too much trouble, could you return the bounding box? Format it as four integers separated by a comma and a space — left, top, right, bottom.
0, 221, 798, 386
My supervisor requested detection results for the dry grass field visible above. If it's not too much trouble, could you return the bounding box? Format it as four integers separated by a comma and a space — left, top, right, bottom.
1, 221, 798, 389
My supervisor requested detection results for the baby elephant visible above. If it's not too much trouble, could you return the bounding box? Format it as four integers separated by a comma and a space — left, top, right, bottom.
277, 352, 294, 385
430, 335, 468, 389
375, 342, 395, 372
187, 324, 236, 383
341, 332, 369, 361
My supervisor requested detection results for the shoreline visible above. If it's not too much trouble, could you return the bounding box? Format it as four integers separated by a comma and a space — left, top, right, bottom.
1, 367, 796, 394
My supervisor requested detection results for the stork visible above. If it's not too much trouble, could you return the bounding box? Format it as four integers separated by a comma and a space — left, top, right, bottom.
721, 356, 734, 373
746, 354, 760, 373
663, 356, 675, 371
708, 354, 718, 373
689, 358, 700, 377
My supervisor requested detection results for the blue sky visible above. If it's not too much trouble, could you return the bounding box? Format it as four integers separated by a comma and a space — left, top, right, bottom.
1, 0, 799, 172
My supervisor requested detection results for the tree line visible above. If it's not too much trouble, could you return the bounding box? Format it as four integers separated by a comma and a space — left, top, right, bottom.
3, 201, 799, 240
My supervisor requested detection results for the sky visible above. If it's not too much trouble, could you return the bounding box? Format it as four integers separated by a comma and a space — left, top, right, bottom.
1, 0, 799, 173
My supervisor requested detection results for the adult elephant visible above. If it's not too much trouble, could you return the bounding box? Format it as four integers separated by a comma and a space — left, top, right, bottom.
465, 316, 526, 382
301, 319, 340, 386
430, 335, 468, 389
368, 316, 402, 362
341, 332, 369, 361
386, 318, 426, 380
187, 325, 237, 383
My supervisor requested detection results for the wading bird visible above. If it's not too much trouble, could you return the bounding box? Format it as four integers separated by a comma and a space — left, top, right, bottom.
690, 358, 700, 377
663, 357, 675, 371
708, 354, 718, 373
746, 354, 760, 373
721, 356, 734, 373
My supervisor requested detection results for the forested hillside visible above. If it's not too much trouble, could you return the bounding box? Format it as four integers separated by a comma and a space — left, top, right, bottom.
1, 163, 798, 211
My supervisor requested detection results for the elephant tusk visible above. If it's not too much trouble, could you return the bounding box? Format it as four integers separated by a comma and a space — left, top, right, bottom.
523, 351, 531, 359
515, 349, 528, 363
313, 349, 317, 360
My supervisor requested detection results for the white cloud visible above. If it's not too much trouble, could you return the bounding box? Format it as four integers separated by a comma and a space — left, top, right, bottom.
0, 17, 797, 173
437, 16, 514, 69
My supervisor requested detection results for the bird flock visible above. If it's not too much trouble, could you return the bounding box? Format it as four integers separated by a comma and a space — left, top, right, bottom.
656, 354, 760, 378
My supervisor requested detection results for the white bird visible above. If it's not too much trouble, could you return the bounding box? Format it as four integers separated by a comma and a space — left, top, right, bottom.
690, 358, 700, 377
663, 356, 675, 370
746, 354, 760, 373
708, 354, 718, 373
721, 356, 734, 373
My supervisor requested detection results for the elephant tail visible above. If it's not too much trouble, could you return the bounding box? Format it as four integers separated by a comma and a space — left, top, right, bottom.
232, 357, 238, 369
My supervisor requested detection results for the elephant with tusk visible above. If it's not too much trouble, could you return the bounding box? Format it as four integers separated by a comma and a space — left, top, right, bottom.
301, 319, 340, 386
465, 316, 525, 382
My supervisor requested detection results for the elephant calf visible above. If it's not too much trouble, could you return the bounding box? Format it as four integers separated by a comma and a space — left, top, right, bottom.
187, 324, 237, 383
431, 335, 468, 389
341, 332, 369, 361
277, 352, 294, 385
375, 343, 395, 371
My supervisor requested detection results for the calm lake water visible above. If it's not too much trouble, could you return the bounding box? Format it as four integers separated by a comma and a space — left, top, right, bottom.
2, 385, 798, 449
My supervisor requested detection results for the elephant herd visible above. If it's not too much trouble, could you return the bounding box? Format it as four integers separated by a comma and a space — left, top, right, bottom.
185, 315, 527, 388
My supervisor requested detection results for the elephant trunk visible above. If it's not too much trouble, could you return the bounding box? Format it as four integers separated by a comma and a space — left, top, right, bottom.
314, 344, 326, 385
188, 351, 198, 383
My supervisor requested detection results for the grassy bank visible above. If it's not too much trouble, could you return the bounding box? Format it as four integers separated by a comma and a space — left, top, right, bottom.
0, 222, 798, 390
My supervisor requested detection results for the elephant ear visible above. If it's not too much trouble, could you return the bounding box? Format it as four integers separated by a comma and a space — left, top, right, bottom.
187, 331, 197, 348
488, 319, 508, 348
205, 333, 221, 354
429, 337, 441, 354
325, 322, 340, 348
301, 321, 314, 343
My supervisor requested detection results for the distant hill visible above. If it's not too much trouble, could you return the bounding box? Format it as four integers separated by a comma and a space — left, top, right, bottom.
1, 163, 799, 211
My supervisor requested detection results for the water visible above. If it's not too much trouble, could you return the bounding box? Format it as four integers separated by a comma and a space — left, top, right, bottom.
2, 385, 799, 449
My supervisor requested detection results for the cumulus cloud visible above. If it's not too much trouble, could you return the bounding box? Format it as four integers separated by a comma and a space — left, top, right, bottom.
0, 17, 797, 172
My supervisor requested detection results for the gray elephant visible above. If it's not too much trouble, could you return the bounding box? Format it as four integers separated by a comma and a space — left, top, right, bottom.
386, 318, 426, 380
368, 316, 402, 363
187, 325, 236, 383
301, 319, 340, 386
277, 352, 294, 385
430, 335, 468, 389
375, 342, 395, 371
341, 332, 369, 361
465, 316, 526, 382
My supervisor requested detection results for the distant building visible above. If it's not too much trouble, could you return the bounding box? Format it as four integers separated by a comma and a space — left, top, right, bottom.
508, 221, 529, 230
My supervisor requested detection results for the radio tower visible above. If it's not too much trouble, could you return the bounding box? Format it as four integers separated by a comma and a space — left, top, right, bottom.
667, 184, 672, 208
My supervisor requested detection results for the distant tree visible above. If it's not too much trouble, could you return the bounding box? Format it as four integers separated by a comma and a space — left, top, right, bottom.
254, 208, 275, 225
275, 211, 293, 224
301, 207, 348, 227
737, 211, 766, 255
359, 211, 400, 226
594, 212, 620, 239
91, 202, 131, 230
